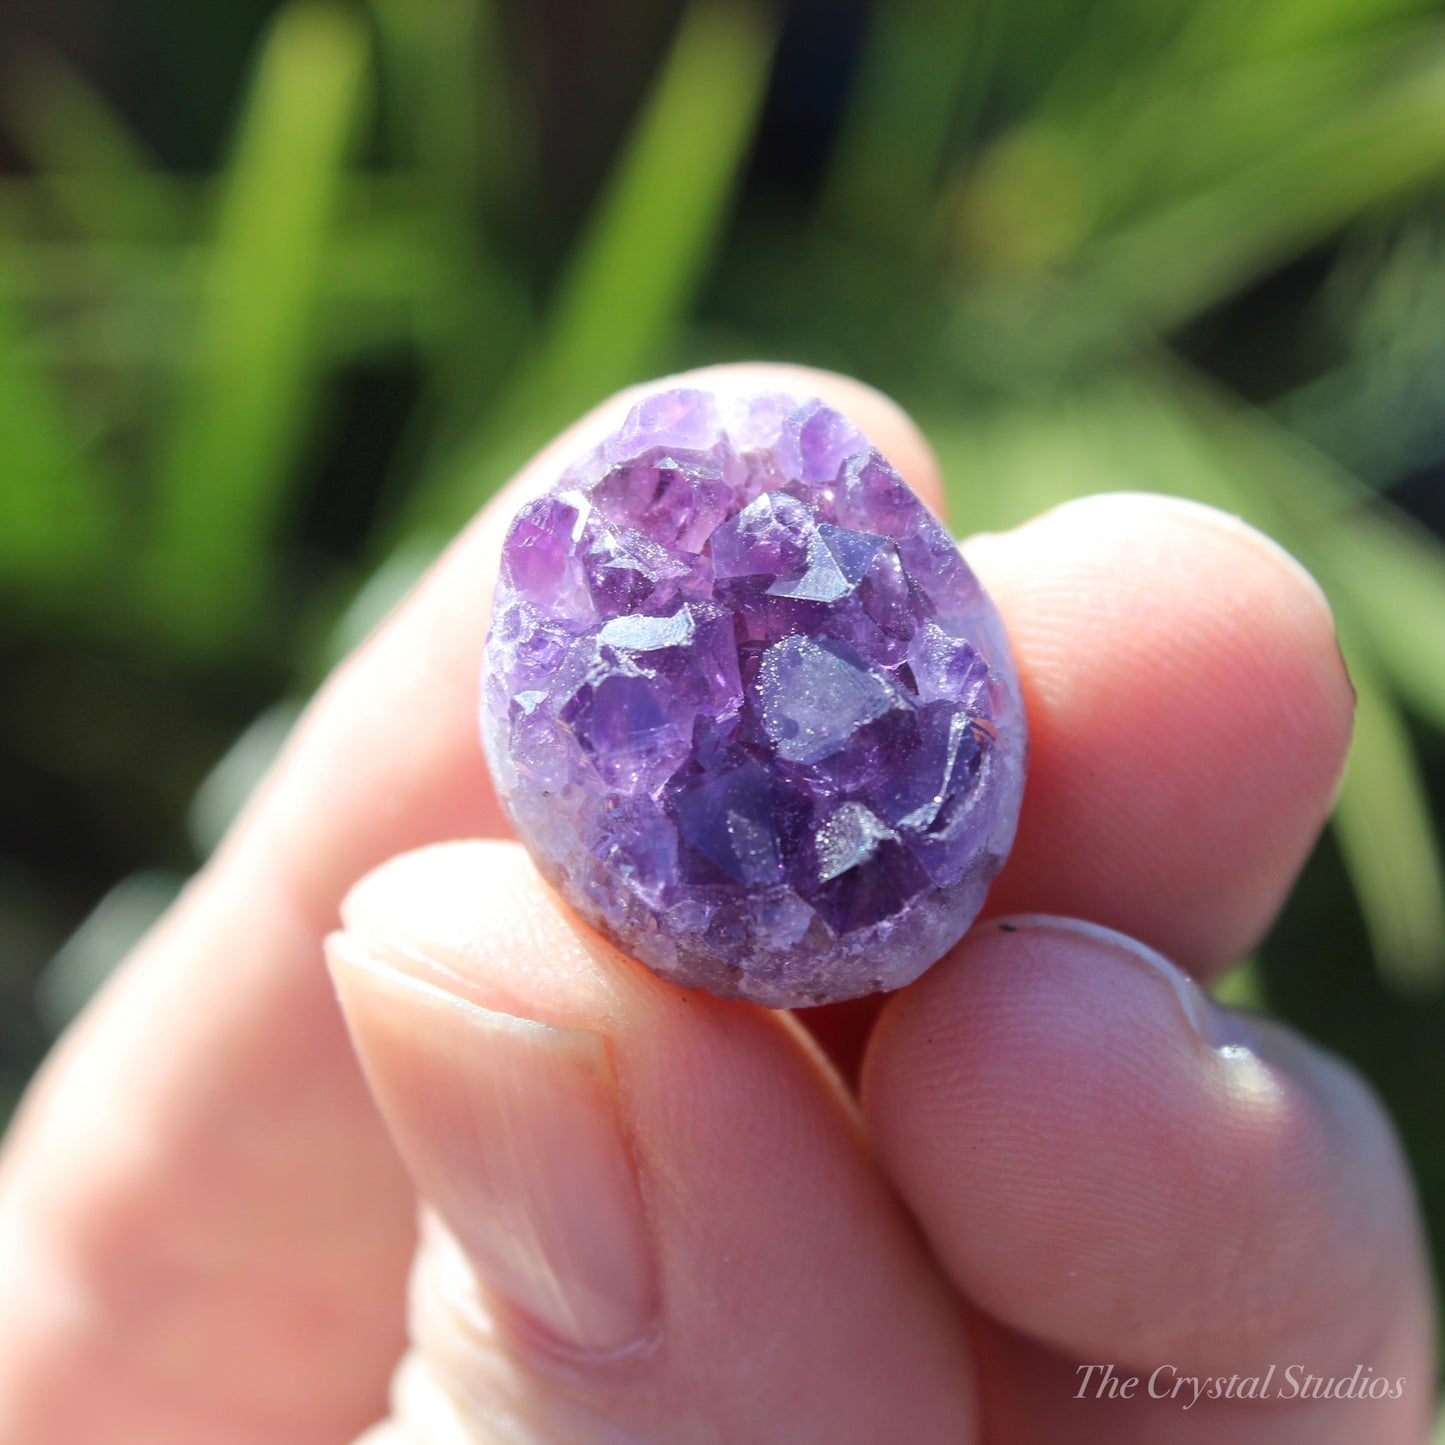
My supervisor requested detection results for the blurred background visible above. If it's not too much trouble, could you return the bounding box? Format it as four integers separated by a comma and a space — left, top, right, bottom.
1, 0, 1444, 1382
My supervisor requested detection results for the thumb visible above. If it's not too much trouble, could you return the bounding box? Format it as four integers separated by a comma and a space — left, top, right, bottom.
328, 925, 655, 1363
325, 839, 980, 1445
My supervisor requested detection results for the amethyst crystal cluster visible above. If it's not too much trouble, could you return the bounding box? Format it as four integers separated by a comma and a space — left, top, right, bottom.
482, 388, 1025, 1005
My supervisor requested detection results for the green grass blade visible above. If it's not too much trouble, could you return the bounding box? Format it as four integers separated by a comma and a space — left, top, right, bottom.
1280, 221, 1445, 486
1313, 512, 1445, 734
366, 0, 515, 206
400, 0, 776, 539
954, 22, 1436, 278
2, 44, 189, 243
141, 1, 369, 649
1211, 956, 1267, 1011
365, 0, 527, 410
924, 373, 1260, 534
1074, 39, 1445, 331
1180, 0, 1437, 63
0, 267, 115, 597
0, 195, 448, 368
822, 0, 989, 244
513, 0, 773, 419
1331, 644, 1445, 995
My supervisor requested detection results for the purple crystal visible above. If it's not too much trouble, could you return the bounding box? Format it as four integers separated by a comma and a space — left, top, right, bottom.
482, 388, 1026, 1006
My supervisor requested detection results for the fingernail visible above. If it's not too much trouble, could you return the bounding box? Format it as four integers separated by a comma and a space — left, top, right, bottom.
326, 930, 657, 1357
989, 914, 1262, 1055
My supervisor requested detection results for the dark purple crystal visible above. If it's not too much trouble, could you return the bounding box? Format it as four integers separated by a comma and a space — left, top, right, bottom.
482, 388, 1026, 1006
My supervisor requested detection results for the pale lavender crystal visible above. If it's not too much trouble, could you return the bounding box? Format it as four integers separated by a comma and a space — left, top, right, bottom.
481, 388, 1026, 1006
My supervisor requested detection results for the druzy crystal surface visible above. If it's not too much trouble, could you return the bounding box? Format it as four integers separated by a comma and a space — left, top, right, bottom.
482, 388, 1026, 1006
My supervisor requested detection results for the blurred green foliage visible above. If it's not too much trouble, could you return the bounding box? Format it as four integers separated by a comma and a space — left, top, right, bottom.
2, 0, 1445, 1374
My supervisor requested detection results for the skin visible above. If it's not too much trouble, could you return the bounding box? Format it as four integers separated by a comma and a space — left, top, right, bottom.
0, 363, 1434, 1443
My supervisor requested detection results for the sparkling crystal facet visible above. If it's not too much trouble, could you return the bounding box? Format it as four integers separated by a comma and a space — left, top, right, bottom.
482, 389, 1026, 1006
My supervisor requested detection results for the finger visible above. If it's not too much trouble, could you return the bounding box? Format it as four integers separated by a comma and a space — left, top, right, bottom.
330, 840, 979, 1444
809, 492, 1354, 1086
863, 916, 1435, 1444
0, 363, 939, 1445
966, 493, 1353, 979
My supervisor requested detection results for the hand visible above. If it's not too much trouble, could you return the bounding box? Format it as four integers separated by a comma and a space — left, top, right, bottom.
0, 365, 1432, 1444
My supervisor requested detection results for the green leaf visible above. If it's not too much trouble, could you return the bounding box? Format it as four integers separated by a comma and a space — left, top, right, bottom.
2, 43, 190, 243
1178, 0, 1439, 64
366, 0, 517, 206
823, 0, 990, 244
1331, 644, 1445, 995
515, 0, 773, 411
1313, 512, 1445, 734
365, 0, 527, 410
1075, 38, 1445, 330
956, 18, 1445, 333
0, 268, 116, 597
923, 374, 1260, 534
959, 40, 1393, 277
400, 0, 776, 540
1211, 956, 1267, 1012
1279, 220, 1445, 486
141, 1, 370, 650
0, 195, 450, 366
